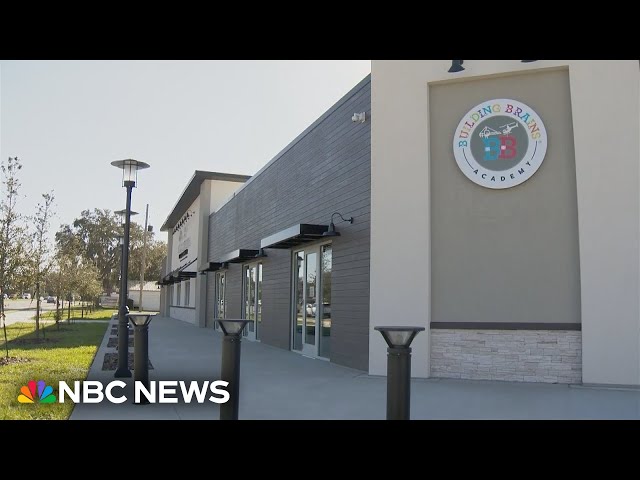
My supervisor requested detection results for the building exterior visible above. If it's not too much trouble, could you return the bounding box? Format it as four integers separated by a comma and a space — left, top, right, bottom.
159, 172, 251, 325
159, 60, 640, 387
127, 281, 161, 311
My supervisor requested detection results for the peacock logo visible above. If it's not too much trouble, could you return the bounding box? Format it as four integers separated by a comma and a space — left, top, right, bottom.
18, 380, 57, 404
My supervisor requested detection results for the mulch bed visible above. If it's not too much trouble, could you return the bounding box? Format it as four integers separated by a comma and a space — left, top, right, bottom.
110, 328, 134, 336
107, 337, 135, 348
101, 352, 153, 371
0, 356, 31, 366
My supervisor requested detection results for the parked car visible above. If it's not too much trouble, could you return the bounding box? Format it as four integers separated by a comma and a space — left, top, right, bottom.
46, 296, 56, 303
21, 293, 31, 300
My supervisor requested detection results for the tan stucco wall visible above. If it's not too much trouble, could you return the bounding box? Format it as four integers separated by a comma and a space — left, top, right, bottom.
429, 69, 580, 327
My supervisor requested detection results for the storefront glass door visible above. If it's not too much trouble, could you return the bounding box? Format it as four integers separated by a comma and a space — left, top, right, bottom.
292, 244, 331, 359
242, 263, 262, 341
213, 271, 225, 331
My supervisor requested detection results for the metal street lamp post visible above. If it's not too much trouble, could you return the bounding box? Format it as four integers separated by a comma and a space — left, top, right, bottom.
127, 312, 157, 404
111, 159, 149, 378
374, 326, 425, 420
115, 208, 138, 316
215, 319, 253, 420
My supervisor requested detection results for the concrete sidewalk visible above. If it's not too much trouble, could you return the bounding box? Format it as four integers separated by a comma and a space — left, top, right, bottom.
71, 315, 640, 420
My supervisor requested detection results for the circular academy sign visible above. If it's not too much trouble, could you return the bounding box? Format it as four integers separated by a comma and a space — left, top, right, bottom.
452, 99, 547, 189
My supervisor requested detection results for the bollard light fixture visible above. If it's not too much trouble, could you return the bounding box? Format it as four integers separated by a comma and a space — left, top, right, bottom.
374, 325, 425, 420
127, 312, 157, 405
215, 318, 254, 420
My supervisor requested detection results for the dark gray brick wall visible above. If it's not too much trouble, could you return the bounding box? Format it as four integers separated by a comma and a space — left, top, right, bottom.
207, 76, 371, 371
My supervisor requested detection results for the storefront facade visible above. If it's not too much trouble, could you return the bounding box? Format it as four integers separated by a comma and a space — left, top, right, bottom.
369, 60, 639, 386
159, 172, 251, 325
204, 76, 371, 370
159, 61, 639, 386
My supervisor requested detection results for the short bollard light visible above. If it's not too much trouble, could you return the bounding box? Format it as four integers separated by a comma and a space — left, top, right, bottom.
215, 319, 253, 420
127, 313, 157, 405
374, 326, 425, 420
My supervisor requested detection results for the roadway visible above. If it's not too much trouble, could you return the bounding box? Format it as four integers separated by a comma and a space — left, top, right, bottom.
2, 298, 58, 326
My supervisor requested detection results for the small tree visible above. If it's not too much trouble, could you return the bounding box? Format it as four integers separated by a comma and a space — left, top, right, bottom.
53, 254, 79, 327
0, 157, 28, 357
76, 262, 102, 308
27, 192, 55, 339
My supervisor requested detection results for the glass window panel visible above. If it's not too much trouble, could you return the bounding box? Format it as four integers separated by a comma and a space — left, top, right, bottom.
215, 272, 225, 331
257, 264, 262, 339
220, 274, 225, 319
305, 252, 317, 346
243, 266, 249, 334
293, 252, 304, 351
319, 244, 332, 358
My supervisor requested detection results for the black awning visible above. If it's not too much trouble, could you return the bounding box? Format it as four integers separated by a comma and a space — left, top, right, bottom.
163, 259, 198, 283
199, 262, 226, 273
217, 249, 260, 264
260, 224, 329, 249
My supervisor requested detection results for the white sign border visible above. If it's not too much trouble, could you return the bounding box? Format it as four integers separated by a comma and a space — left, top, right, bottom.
452, 98, 548, 189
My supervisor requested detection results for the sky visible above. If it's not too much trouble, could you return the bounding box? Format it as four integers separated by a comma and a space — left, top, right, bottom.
0, 60, 371, 243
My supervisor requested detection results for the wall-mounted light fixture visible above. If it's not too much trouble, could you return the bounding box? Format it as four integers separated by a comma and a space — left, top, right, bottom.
323, 212, 354, 237
254, 248, 268, 258
448, 60, 465, 73
449, 60, 538, 73
352, 112, 366, 123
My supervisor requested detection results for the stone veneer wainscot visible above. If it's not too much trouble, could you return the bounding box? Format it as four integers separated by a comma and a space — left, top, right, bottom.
430, 329, 581, 384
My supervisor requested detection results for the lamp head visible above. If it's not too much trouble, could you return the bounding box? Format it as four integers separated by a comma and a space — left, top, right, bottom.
215, 319, 252, 336
374, 326, 425, 349
114, 209, 138, 226
322, 222, 340, 237
322, 212, 353, 237
127, 312, 157, 327
111, 159, 150, 187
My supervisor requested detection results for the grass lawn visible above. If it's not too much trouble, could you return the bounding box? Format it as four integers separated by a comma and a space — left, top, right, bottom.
38, 307, 116, 322
0, 321, 107, 419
